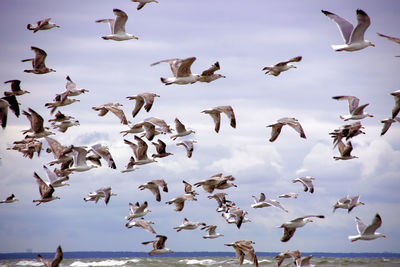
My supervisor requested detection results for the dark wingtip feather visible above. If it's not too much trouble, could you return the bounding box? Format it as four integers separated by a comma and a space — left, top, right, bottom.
321, 10, 333, 16
356, 9, 368, 16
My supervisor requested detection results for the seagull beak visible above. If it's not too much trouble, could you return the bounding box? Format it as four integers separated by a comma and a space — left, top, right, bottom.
371, 43, 375, 47
383, 235, 387, 238
369, 114, 374, 117
135, 36, 139, 40
293, 66, 297, 68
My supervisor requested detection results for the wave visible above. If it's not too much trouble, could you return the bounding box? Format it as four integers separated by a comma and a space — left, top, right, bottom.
179, 258, 218, 265
70, 258, 141, 266
16, 260, 43, 266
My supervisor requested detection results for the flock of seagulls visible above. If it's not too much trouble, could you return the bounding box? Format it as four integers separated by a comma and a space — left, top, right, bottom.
0, 3, 397, 267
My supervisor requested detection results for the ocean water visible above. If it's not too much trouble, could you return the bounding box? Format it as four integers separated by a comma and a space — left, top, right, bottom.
1, 254, 400, 267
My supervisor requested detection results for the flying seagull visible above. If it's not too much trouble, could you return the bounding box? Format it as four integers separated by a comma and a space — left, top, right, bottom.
33, 172, 60, 205
151, 57, 200, 85
0, 194, 19, 204
126, 93, 159, 118
37, 245, 63, 267
262, 56, 302, 76
4, 80, 29, 96
202, 225, 224, 239
21, 46, 56, 74
96, 9, 138, 41
171, 118, 195, 140
202, 105, 236, 133
138, 179, 168, 202
125, 218, 156, 234
125, 201, 151, 220
333, 195, 365, 213
173, 218, 206, 232
267, 117, 306, 142
348, 213, 386, 242
292, 176, 315, 193
199, 61, 226, 83
332, 95, 373, 121
333, 140, 358, 160
224, 240, 259, 267
321, 9, 375, 51
279, 215, 325, 242
142, 235, 174, 256
131, 0, 159, 10
27, 18, 60, 33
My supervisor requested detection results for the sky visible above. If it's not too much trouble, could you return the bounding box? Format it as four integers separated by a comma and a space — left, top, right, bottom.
0, 0, 399, 254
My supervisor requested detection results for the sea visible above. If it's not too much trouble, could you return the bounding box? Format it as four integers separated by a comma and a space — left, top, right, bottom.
1, 252, 400, 267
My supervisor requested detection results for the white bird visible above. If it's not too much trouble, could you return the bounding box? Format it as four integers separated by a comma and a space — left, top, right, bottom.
142, 235, 174, 256
332, 95, 373, 121
64, 76, 89, 96
224, 240, 259, 267
151, 139, 173, 158
166, 193, 197, 212
138, 179, 168, 202
32, 172, 60, 206
348, 213, 386, 242
333, 195, 365, 213
295, 255, 315, 267
262, 56, 302, 76
0, 194, 18, 204
52, 120, 80, 133
173, 218, 206, 232
199, 61, 226, 83
380, 117, 400, 136
251, 193, 288, 212
27, 18, 60, 33
279, 215, 325, 242
151, 57, 200, 85
124, 136, 157, 165
292, 176, 315, 194
21, 46, 56, 74
43, 165, 69, 188
176, 140, 197, 158
37, 245, 63, 267
267, 117, 306, 142
92, 103, 129, 125
83, 187, 116, 205
278, 193, 298, 199
126, 93, 159, 118
67, 146, 98, 172
131, 0, 159, 10
90, 144, 117, 169
0, 99, 9, 129
333, 140, 358, 160
125, 218, 156, 234
390, 89, 400, 119
125, 201, 151, 220
194, 173, 236, 194
321, 9, 375, 52
170, 118, 195, 140
202, 105, 236, 133
96, 9, 138, 41
275, 250, 301, 267
202, 225, 224, 239
120, 156, 139, 173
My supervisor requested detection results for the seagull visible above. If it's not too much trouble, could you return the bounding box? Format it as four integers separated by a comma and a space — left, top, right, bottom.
45, 137, 73, 167
332, 96, 373, 121
202, 225, 224, 239
321, 9, 375, 52
274, 250, 301, 267
22, 108, 54, 139
67, 146, 98, 172
224, 240, 259, 267
126, 93, 159, 118
380, 117, 400, 136
124, 136, 157, 165
329, 122, 365, 147
48, 111, 75, 123
173, 218, 206, 232
92, 103, 128, 125
33, 172, 60, 206
64, 76, 89, 96
208, 192, 233, 210
52, 120, 80, 133
131, 0, 159, 10
125, 201, 151, 220
333, 140, 358, 160
134, 117, 172, 140
120, 156, 139, 173
43, 165, 69, 188
166, 193, 197, 212
120, 122, 145, 137
267, 117, 306, 142
295, 255, 315, 267
142, 235, 174, 256
292, 176, 315, 193
391, 89, 400, 119
279, 215, 325, 242
45, 92, 80, 114
27, 18, 60, 33
176, 140, 196, 158
251, 193, 288, 212
182, 180, 198, 196
194, 173, 236, 194
151, 139, 173, 158
278, 193, 298, 199
151, 57, 201, 85
170, 118, 195, 140
90, 144, 117, 169
0, 99, 9, 129
138, 179, 168, 202
333, 195, 365, 213
83, 187, 116, 205
0, 194, 18, 204
377, 32, 400, 45
125, 218, 156, 234
4, 80, 29, 96
222, 205, 249, 229
21, 46, 56, 74
202, 105, 236, 133
199, 61, 226, 83
2, 95, 20, 121
96, 9, 138, 41
37, 245, 63, 267
262, 56, 302, 76
348, 213, 386, 242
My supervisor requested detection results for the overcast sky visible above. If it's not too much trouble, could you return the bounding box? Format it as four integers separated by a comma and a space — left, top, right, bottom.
0, 0, 399, 254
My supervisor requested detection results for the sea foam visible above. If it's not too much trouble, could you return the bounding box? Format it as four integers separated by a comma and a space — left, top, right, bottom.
16, 260, 43, 266
70, 259, 140, 266
179, 258, 217, 265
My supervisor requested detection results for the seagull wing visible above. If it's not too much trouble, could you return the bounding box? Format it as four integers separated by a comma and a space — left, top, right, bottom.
113, 9, 128, 34
321, 10, 354, 44
350, 9, 371, 43
201, 61, 220, 76
355, 216, 367, 234
363, 214, 382, 235
176, 57, 196, 77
